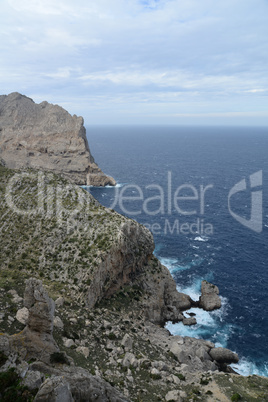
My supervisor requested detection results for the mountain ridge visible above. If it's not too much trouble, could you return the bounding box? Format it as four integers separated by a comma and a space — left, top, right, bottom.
0, 92, 115, 186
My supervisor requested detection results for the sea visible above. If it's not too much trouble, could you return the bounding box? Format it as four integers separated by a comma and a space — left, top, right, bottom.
85, 125, 268, 377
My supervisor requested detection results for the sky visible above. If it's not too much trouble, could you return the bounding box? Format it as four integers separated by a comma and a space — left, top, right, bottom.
0, 0, 268, 126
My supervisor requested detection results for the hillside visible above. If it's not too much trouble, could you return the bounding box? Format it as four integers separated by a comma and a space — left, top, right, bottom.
0, 163, 268, 401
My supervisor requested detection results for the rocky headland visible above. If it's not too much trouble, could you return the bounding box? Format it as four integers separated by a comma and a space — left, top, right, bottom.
0, 92, 116, 186
0, 98, 267, 401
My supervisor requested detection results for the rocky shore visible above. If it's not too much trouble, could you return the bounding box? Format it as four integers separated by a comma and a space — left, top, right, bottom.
0, 97, 267, 400
1, 161, 268, 401
0, 92, 116, 186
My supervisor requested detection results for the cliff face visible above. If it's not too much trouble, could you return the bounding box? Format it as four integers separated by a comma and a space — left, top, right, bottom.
0, 92, 115, 186
1, 164, 268, 401
0, 162, 189, 325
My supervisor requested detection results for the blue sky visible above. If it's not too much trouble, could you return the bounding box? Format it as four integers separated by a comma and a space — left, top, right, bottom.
1, 0, 268, 126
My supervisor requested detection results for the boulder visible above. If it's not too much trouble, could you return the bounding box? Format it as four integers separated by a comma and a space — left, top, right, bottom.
199, 280, 221, 311
53, 316, 64, 330
16, 307, 29, 325
165, 390, 182, 401
76, 346, 89, 358
64, 339, 75, 348
209, 347, 239, 364
122, 353, 138, 368
183, 316, 196, 326
22, 370, 44, 390
34, 376, 74, 402
55, 297, 64, 307
121, 334, 133, 351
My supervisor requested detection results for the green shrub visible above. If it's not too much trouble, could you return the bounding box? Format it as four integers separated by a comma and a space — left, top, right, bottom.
150, 373, 161, 380
0, 368, 37, 401
231, 393, 242, 401
0, 351, 8, 367
107, 333, 117, 340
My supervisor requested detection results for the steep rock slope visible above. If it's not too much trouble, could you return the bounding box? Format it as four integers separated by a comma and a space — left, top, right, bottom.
0, 92, 115, 186
1, 164, 268, 400
0, 162, 191, 324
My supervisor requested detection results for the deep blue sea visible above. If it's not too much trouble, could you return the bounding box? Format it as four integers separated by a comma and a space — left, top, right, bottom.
85, 125, 268, 377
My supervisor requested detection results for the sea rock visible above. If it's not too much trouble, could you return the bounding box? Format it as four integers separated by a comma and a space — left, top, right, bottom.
199, 280, 222, 311
0, 92, 115, 186
183, 316, 196, 326
141, 261, 193, 325
209, 347, 239, 364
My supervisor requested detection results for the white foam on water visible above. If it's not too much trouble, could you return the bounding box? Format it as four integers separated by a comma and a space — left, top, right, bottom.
80, 183, 124, 189
158, 257, 191, 273
194, 236, 208, 242
231, 357, 268, 377
159, 256, 204, 275
166, 277, 233, 348
166, 307, 233, 348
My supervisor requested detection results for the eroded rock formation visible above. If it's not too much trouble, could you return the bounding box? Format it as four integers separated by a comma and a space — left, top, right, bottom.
199, 280, 222, 311
10, 278, 59, 364
0, 92, 115, 186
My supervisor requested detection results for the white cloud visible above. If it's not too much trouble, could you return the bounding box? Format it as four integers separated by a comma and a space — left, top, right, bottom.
0, 0, 268, 124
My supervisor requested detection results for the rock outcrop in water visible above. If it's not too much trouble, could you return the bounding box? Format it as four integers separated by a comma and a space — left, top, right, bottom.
0, 92, 116, 186
199, 280, 222, 311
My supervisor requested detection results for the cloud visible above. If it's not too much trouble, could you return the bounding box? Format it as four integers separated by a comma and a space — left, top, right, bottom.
0, 0, 267, 125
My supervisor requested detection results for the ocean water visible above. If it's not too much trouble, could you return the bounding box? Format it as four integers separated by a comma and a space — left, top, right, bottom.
85, 125, 268, 377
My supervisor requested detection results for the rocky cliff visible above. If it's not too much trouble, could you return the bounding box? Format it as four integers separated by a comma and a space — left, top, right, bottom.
1, 163, 268, 401
0, 92, 115, 186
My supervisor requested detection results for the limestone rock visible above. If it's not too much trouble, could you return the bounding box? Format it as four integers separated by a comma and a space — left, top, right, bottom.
23, 278, 55, 334
0, 92, 115, 186
199, 280, 222, 311
76, 346, 90, 358
209, 347, 239, 364
64, 339, 75, 348
54, 316, 64, 329
34, 376, 74, 402
10, 278, 59, 363
55, 297, 64, 307
165, 390, 181, 401
122, 352, 138, 368
29, 362, 129, 401
16, 307, 29, 325
183, 316, 196, 326
22, 370, 44, 390
121, 334, 133, 351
